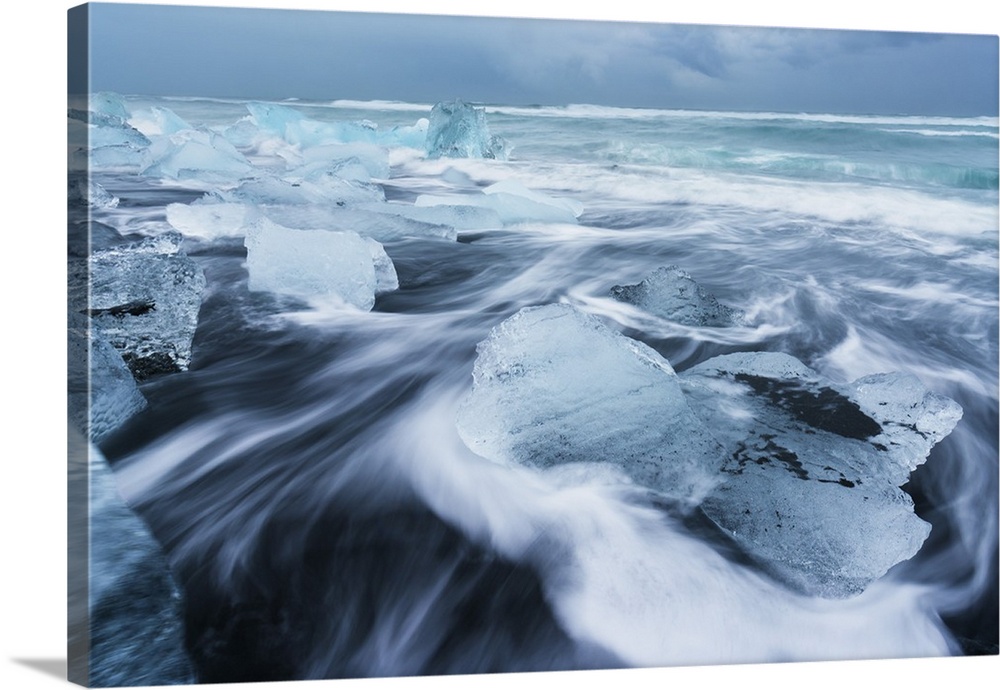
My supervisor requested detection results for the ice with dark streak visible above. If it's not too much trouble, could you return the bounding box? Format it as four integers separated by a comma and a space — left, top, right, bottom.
457, 304, 963, 598
89, 232, 206, 380
680, 352, 963, 597
456, 303, 726, 505
425, 100, 509, 160
611, 265, 745, 327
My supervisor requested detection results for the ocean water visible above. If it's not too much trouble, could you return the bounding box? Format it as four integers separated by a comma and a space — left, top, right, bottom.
80, 95, 998, 680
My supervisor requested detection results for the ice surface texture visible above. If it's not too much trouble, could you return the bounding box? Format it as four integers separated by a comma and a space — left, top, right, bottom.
456, 304, 725, 505
89, 233, 206, 380
415, 180, 582, 225
86, 444, 194, 686
67, 312, 146, 445
458, 305, 962, 597
244, 217, 397, 309
611, 265, 745, 326
425, 100, 509, 160
681, 352, 962, 597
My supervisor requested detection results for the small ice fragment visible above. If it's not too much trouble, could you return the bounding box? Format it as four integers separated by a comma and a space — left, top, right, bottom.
611, 265, 745, 327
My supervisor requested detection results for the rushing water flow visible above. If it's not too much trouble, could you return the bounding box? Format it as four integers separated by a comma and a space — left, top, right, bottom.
90, 96, 998, 679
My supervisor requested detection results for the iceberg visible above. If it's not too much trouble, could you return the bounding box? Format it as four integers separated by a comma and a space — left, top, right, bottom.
611, 265, 745, 327
142, 129, 254, 181
456, 304, 725, 505
68, 178, 119, 209
244, 217, 396, 309
679, 351, 963, 597
457, 307, 962, 597
295, 143, 391, 180
89, 91, 131, 120
245, 101, 379, 147
129, 105, 192, 137
166, 201, 251, 240
68, 312, 147, 444
356, 201, 501, 232
416, 180, 582, 226
255, 205, 456, 242
89, 233, 207, 379
425, 100, 509, 160
81, 441, 194, 685
216, 173, 384, 207
377, 118, 429, 149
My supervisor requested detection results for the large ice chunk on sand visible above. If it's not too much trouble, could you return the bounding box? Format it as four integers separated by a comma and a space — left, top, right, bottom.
425, 100, 508, 160
89, 233, 206, 379
679, 352, 962, 597
244, 217, 397, 310
73, 438, 194, 685
611, 265, 745, 327
456, 303, 725, 505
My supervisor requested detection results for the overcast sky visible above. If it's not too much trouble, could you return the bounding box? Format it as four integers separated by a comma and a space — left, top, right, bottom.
77, 2, 999, 116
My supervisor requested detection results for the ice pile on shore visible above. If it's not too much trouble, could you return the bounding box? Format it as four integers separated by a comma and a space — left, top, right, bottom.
457, 303, 962, 597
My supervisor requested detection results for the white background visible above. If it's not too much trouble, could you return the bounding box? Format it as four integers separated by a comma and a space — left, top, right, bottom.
1, 1, 997, 689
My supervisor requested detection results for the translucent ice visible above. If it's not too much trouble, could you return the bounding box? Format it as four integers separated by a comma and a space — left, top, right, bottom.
129, 105, 192, 137
89, 233, 207, 379
244, 217, 396, 309
456, 304, 725, 505
611, 265, 745, 327
295, 144, 391, 180
415, 180, 582, 225
84, 442, 194, 685
254, 205, 456, 242
246, 102, 378, 147
143, 129, 254, 181
366, 237, 400, 294
68, 178, 119, 209
68, 312, 146, 444
89, 91, 130, 120
679, 351, 963, 597
217, 173, 384, 207
425, 100, 509, 160
166, 201, 251, 240
356, 201, 500, 232
378, 118, 429, 149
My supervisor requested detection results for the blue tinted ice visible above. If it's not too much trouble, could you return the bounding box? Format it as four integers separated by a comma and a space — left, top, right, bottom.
244, 217, 396, 309
611, 265, 745, 327
89, 233, 207, 379
86, 443, 194, 685
425, 100, 509, 160
679, 351, 963, 597
456, 304, 725, 505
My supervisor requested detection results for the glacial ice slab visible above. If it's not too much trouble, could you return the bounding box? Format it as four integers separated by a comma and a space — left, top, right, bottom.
89, 233, 206, 380
244, 217, 397, 310
166, 201, 251, 240
415, 180, 582, 226
143, 129, 254, 181
456, 303, 725, 505
611, 265, 745, 327
679, 351, 963, 597
68, 312, 147, 445
84, 443, 194, 685
425, 100, 509, 160
357, 201, 500, 232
